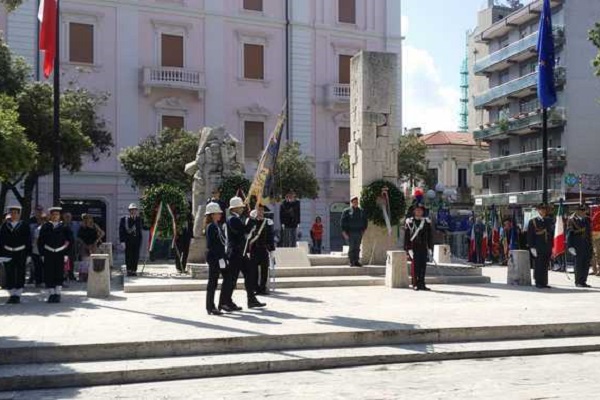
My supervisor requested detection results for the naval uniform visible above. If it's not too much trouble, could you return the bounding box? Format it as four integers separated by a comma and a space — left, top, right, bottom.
527, 216, 553, 288
567, 214, 593, 286
205, 221, 230, 312
38, 221, 73, 296
404, 217, 433, 290
119, 215, 142, 275
246, 217, 275, 294
0, 220, 31, 300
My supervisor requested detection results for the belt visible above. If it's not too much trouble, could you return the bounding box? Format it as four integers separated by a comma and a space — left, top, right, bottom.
44, 244, 68, 253
3, 245, 26, 252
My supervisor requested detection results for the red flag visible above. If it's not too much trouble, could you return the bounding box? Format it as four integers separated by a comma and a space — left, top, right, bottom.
38, 0, 57, 78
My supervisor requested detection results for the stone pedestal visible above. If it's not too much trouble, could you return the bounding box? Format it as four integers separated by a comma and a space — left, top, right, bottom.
98, 243, 113, 268
361, 225, 398, 265
434, 245, 451, 264
88, 254, 111, 298
188, 237, 207, 264
189, 263, 208, 279
507, 250, 532, 286
386, 250, 409, 288
297, 241, 310, 254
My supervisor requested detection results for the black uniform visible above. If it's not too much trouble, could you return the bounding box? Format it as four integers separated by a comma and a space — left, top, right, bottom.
567, 214, 592, 286
176, 211, 194, 273
205, 222, 230, 312
527, 216, 553, 288
246, 217, 275, 294
119, 215, 142, 275
38, 221, 73, 291
221, 212, 257, 307
404, 217, 433, 290
0, 220, 31, 299
341, 206, 368, 266
280, 200, 301, 248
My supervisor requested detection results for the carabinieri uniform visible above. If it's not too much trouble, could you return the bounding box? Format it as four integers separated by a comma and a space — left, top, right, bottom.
404, 214, 433, 290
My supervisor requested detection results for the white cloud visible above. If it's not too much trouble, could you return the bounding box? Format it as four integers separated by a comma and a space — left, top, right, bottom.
402, 43, 461, 133
401, 15, 409, 37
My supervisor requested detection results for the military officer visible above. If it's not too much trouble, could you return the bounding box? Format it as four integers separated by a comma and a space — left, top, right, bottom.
0, 205, 31, 304
246, 205, 275, 295
527, 203, 553, 289
119, 203, 143, 277
567, 204, 593, 288
404, 203, 433, 291
38, 207, 73, 303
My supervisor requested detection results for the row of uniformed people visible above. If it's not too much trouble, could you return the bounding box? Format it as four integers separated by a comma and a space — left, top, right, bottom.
204, 196, 272, 315
1, 205, 72, 304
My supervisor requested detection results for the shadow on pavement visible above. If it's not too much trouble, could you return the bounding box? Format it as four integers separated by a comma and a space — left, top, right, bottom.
268, 291, 324, 304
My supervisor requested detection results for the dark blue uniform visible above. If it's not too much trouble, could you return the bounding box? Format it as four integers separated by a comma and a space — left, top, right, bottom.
0, 220, 31, 299
527, 216, 553, 287
119, 215, 142, 275
567, 215, 592, 286
38, 221, 73, 291
222, 212, 257, 306
205, 222, 230, 312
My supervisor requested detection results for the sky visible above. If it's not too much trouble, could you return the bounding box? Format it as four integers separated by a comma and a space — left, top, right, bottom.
401, 0, 487, 133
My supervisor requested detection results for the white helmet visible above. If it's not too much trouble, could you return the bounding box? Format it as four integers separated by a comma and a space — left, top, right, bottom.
128, 203, 138, 210
229, 196, 245, 210
205, 202, 223, 215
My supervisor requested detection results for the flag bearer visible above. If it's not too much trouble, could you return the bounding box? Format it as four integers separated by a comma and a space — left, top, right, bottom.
246, 205, 275, 295
404, 203, 433, 291
0, 205, 31, 304
567, 204, 593, 288
119, 203, 142, 277
527, 203, 553, 289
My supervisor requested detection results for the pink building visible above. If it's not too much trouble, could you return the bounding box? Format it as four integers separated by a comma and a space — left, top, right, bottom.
1, 0, 402, 252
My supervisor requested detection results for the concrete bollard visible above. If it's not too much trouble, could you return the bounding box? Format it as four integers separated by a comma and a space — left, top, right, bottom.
98, 243, 113, 269
507, 250, 532, 286
342, 246, 349, 256
88, 254, 111, 298
386, 251, 409, 288
297, 241, 310, 254
434, 244, 451, 264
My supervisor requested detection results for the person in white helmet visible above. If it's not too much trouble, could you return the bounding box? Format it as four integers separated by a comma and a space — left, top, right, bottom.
0, 205, 31, 304
119, 203, 142, 276
203, 202, 230, 315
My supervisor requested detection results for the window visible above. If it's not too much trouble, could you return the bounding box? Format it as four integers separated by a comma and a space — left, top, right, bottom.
161, 115, 185, 131
498, 35, 509, 49
498, 104, 510, 121
243, 43, 264, 80
428, 169, 438, 186
519, 96, 539, 113
243, 0, 262, 11
161, 34, 184, 68
338, 0, 356, 24
458, 168, 468, 188
244, 121, 264, 160
69, 22, 94, 64
483, 177, 490, 190
500, 176, 510, 194
338, 54, 352, 84
338, 127, 351, 157
499, 140, 510, 157
498, 68, 510, 85
520, 59, 537, 76
521, 178, 527, 191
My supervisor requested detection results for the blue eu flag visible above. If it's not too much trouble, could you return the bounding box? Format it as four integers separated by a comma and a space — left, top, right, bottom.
537, 0, 557, 108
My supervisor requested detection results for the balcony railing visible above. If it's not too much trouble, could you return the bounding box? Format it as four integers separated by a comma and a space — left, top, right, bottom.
474, 189, 562, 207
474, 107, 566, 141
329, 160, 350, 180
142, 67, 205, 98
325, 83, 351, 107
474, 67, 566, 109
474, 27, 564, 75
473, 147, 566, 175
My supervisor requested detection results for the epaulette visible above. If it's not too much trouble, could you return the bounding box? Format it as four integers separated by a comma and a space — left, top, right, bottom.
406, 217, 413, 224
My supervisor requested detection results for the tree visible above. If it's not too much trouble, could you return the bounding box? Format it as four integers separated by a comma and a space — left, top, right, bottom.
397, 134, 429, 187
119, 128, 199, 193
219, 174, 250, 206
273, 142, 319, 200
590, 22, 600, 76
0, 37, 29, 96
2, 82, 113, 218
0, 0, 23, 12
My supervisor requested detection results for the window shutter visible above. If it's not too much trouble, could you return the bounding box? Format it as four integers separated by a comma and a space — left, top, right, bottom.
69, 23, 94, 64
162, 115, 185, 131
338, 55, 352, 84
338, 0, 356, 24
338, 127, 351, 157
244, 44, 264, 80
243, 0, 263, 11
161, 34, 184, 68
244, 121, 265, 160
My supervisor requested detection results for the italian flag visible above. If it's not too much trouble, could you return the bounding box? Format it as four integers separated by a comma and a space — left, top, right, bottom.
553, 202, 565, 258
166, 204, 178, 249
148, 201, 163, 253
481, 222, 488, 261
38, 0, 58, 78
468, 217, 476, 262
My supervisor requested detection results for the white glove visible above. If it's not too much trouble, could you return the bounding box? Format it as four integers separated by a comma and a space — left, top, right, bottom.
530, 248, 538, 258
281, 224, 285, 229
64, 255, 69, 263
568, 247, 577, 256
408, 250, 414, 259
428, 249, 433, 259
249, 210, 258, 219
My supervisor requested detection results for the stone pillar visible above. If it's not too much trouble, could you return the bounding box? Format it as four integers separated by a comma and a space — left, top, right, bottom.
385, 251, 409, 288
188, 205, 208, 263
98, 243, 114, 269
88, 254, 111, 298
507, 250, 532, 286
350, 51, 400, 265
434, 244, 451, 264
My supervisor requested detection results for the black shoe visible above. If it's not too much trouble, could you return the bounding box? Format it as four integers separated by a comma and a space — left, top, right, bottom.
13, 296, 21, 304
576, 283, 591, 288
55, 294, 61, 303
248, 299, 266, 308
47, 294, 56, 303
255, 288, 268, 296
207, 308, 223, 315
5, 296, 17, 304
219, 304, 238, 313
355, 262, 363, 267
421, 286, 431, 291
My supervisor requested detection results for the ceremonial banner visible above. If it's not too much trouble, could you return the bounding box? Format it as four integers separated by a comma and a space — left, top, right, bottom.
148, 201, 163, 252
552, 201, 565, 259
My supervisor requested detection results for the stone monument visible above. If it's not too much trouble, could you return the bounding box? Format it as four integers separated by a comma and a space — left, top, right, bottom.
184, 126, 244, 263
349, 51, 400, 265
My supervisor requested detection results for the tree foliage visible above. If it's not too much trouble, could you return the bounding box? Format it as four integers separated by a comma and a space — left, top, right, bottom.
0, 37, 29, 96
0, 95, 36, 181
119, 129, 199, 192
397, 134, 429, 186
140, 184, 189, 240
273, 142, 319, 200
0, 0, 23, 13
219, 174, 251, 206
590, 22, 600, 77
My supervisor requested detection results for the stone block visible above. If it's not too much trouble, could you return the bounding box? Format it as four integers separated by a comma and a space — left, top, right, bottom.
297, 241, 310, 254
342, 245, 349, 255
433, 245, 452, 264
189, 263, 208, 279
386, 251, 409, 288
507, 250, 532, 286
98, 243, 114, 268
360, 224, 398, 265
273, 248, 311, 268
188, 237, 206, 263
88, 254, 110, 298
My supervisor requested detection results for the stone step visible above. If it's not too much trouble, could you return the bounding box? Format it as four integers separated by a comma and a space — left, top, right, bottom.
190, 266, 385, 279
308, 255, 349, 266
2, 335, 600, 391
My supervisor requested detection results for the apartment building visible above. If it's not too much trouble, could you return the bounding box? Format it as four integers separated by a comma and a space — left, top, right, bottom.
468, 0, 600, 207
0, 0, 403, 251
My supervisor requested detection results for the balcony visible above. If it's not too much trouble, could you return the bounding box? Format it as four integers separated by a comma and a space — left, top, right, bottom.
329, 160, 349, 180
474, 107, 566, 141
142, 67, 205, 98
474, 189, 562, 207
474, 27, 564, 75
325, 83, 351, 108
474, 67, 566, 109
473, 147, 566, 176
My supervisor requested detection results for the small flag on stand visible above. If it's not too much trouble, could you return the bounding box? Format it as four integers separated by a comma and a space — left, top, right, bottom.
552, 200, 566, 259
148, 201, 163, 253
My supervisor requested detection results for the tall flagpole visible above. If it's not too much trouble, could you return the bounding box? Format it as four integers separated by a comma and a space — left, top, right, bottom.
542, 107, 548, 205
52, 0, 60, 206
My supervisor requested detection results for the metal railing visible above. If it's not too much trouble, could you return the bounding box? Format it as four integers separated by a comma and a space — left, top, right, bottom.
325, 83, 351, 105
473, 147, 566, 175
142, 66, 205, 95
474, 107, 566, 141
